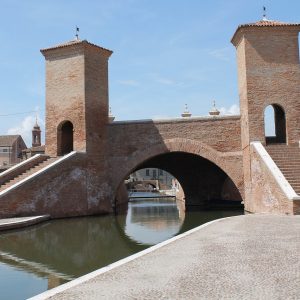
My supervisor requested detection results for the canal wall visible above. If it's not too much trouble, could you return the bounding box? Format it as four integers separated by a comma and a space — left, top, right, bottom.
29, 214, 300, 300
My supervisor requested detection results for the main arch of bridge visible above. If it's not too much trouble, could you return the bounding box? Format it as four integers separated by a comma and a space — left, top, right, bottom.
113, 138, 243, 207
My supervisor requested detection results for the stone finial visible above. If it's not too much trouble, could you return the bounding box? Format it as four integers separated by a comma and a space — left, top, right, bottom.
209, 100, 220, 116
181, 104, 192, 118
109, 107, 115, 122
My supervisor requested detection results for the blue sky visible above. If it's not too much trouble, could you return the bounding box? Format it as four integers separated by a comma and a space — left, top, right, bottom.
0, 0, 299, 145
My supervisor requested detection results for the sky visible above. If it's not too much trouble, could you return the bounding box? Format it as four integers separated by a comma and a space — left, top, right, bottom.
0, 0, 299, 146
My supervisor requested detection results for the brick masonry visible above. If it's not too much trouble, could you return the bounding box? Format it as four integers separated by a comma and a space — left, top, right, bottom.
232, 22, 300, 214
0, 21, 300, 218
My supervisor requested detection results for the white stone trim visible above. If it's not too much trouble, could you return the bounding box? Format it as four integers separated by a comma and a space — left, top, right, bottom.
0, 154, 42, 178
111, 114, 240, 125
28, 215, 242, 300
0, 215, 48, 227
0, 151, 77, 197
0, 251, 73, 281
251, 141, 300, 200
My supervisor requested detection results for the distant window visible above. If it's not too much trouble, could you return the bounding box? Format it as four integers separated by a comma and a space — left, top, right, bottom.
2, 149, 8, 153
153, 170, 157, 178
159, 169, 163, 176
146, 169, 150, 176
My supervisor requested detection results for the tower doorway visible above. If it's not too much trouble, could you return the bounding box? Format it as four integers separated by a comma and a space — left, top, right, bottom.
57, 121, 74, 156
264, 104, 286, 144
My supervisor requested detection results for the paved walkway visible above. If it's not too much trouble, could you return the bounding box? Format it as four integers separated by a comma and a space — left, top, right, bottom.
0, 215, 50, 231
32, 214, 300, 300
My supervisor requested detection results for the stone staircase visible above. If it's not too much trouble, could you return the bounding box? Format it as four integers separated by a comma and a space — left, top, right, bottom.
266, 145, 300, 195
0, 157, 58, 193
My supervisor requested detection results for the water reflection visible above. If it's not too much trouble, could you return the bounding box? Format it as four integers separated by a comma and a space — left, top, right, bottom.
123, 198, 184, 245
0, 198, 242, 300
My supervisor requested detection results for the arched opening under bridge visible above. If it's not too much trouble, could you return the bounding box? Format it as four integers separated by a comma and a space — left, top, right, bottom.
115, 151, 243, 212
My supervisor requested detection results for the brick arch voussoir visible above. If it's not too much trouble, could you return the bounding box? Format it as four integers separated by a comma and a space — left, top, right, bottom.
113, 138, 242, 200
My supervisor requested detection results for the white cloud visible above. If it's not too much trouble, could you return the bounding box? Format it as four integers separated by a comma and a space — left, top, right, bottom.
219, 104, 240, 115
117, 79, 139, 86
7, 114, 44, 147
156, 77, 175, 85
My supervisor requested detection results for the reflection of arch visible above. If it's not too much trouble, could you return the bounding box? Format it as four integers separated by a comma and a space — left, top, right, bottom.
57, 121, 74, 156
127, 181, 157, 191
264, 104, 286, 144
113, 138, 244, 203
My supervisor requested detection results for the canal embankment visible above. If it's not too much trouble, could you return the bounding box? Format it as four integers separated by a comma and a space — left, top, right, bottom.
29, 214, 300, 299
0, 215, 50, 231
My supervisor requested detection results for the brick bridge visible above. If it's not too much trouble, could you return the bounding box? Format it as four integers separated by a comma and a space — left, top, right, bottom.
0, 19, 299, 217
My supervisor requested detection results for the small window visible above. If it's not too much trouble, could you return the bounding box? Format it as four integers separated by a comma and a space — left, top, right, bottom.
2, 149, 8, 153
153, 170, 157, 178
159, 169, 163, 176
146, 169, 150, 176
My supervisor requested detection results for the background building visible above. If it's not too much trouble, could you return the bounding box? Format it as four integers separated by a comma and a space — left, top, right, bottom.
22, 120, 45, 159
130, 168, 174, 189
0, 135, 27, 169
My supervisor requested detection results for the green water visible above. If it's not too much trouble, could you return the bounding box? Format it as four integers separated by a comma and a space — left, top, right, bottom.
0, 198, 242, 300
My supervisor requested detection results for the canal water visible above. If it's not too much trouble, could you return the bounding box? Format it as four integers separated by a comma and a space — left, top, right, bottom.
0, 197, 243, 300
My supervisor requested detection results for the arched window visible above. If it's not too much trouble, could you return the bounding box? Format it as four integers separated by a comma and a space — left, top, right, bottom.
264, 104, 286, 144
57, 121, 74, 156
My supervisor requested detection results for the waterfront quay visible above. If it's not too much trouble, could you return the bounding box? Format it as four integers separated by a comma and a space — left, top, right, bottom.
31, 214, 300, 300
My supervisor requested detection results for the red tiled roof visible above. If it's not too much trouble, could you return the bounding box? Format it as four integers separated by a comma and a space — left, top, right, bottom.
238, 19, 300, 28
231, 19, 300, 45
40, 39, 113, 55
0, 135, 21, 147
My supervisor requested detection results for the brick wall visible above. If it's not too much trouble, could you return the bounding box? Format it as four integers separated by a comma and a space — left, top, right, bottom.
41, 41, 112, 157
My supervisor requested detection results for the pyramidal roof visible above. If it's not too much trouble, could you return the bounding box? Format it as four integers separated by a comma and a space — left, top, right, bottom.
40, 39, 112, 55
231, 18, 300, 45
238, 19, 300, 28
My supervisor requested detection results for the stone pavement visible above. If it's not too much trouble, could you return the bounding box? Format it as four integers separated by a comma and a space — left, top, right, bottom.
0, 215, 50, 231
31, 214, 300, 300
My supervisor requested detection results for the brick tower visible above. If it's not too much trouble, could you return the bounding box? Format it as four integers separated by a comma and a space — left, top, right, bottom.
232, 19, 300, 148
32, 118, 41, 147
232, 18, 300, 212
41, 40, 113, 156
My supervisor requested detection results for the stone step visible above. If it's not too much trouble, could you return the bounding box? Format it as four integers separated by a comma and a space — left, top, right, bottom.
284, 174, 300, 178
275, 164, 300, 167
276, 166, 300, 170
278, 163, 300, 166
284, 176, 300, 180
270, 156, 300, 160
274, 156, 300, 159
0, 157, 58, 192
284, 180, 300, 183
266, 145, 300, 196
275, 165, 300, 168
272, 160, 300, 163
